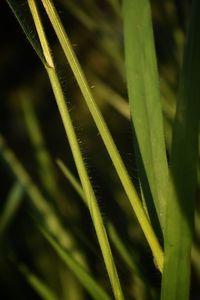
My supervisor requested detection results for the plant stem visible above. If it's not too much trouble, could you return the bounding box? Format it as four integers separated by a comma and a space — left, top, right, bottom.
28, 1, 124, 299
40, 0, 164, 272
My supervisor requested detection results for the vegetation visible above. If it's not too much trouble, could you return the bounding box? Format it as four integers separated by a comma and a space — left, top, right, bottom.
0, 0, 199, 299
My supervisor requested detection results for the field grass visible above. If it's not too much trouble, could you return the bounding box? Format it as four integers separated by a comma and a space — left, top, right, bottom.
0, 0, 199, 299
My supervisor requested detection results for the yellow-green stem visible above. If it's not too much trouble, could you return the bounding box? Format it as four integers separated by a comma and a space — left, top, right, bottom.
28, 1, 124, 298
40, 0, 164, 271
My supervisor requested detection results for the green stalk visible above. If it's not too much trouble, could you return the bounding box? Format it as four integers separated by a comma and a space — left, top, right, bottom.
57, 159, 150, 299
27, 1, 124, 299
161, 1, 200, 299
39, 0, 163, 272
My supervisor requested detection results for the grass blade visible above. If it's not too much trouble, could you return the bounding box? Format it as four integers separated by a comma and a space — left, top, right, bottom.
56, 159, 85, 203
0, 137, 109, 299
107, 223, 151, 300
0, 182, 23, 236
20, 90, 58, 198
40, 228, 111, 300
6, 0, 45, 65
161, 1, 200, 299
61, 0, 124, 77
18, 263, 58, 300
57, 159, 134, 271
39, 0, 163, 271
0, 135, 87, 268
57, 159, 154, 299
89, 72, 130, 120
123, 0, 168, 232
27, 1, 124, 299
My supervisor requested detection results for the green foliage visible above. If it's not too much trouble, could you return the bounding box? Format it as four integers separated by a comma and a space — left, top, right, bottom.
161, 1, 200, 299
41, 228, 111, 300
0, 0, 199, 299
123, 0, 168, 233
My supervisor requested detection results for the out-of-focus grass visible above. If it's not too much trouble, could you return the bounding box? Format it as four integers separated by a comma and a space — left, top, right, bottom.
0, 0, 199, 299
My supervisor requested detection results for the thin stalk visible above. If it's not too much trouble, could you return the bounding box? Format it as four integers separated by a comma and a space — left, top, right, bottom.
57, 158, 151, 280
40, 0, 163, 271
28, 1, 124, 299
57, 159, 150, 299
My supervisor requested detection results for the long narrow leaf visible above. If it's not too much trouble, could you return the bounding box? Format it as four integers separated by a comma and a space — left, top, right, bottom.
161, 1, 200, 299
123, 0, 168, 232
41, 228, 111, 300
6, 0, 45, 64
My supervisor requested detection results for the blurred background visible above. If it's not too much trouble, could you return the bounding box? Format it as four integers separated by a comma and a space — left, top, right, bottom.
1, 1, 199, 300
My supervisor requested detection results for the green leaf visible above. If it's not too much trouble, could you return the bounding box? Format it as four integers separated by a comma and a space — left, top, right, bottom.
6, 0, 45, 65
161, 1, 200, 299
40, 228, 111, 300
123, 0, 168, 232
